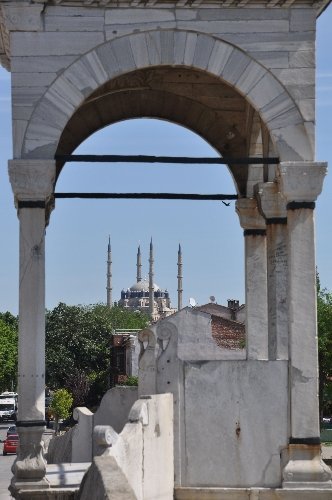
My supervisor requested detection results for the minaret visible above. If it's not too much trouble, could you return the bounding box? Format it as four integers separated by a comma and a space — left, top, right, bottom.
106, 236, 112, 308
149, 238, 154, 319
177, 244, 183, 311
136, 245, 142, 283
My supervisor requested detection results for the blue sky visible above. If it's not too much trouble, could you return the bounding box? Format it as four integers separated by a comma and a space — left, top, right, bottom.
0, 10, 331, 315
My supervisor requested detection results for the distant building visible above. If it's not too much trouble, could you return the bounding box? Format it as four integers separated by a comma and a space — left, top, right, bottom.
107, 238, 181, 322
197, 300, 245, 350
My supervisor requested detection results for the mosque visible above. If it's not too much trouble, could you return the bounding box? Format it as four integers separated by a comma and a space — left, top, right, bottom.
106, 238, 181, 322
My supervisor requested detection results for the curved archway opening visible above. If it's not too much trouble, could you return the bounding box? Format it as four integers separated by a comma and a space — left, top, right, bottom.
48, 118, 244, 311
55, 66, 274, 196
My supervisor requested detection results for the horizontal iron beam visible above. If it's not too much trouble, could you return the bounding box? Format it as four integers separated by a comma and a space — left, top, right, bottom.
55, 154, 279, 165
54, 192, 238, 201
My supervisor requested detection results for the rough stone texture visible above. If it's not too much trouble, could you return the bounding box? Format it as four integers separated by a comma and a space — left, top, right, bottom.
47, 428, 74, 464
79, 456, 137, 500
139, 311, 288, 488
236, 198, 268, 360
93, 386, 138, 434
184, 360, 288, 487
47, 387, 138, 464
79, 394, 174, 500
257, 182, 288, 361
177, 308, 246, 360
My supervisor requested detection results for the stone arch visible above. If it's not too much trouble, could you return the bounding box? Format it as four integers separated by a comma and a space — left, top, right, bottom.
21, 29, 313, 164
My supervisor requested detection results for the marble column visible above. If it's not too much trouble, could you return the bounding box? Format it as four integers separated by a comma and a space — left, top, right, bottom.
8, 159, 55, 493
236, 198, 268, 360
277, 161, 332, 488
257, 182, 288, 361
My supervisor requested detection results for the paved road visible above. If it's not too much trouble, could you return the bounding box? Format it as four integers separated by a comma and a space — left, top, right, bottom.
0, 422, 16, 499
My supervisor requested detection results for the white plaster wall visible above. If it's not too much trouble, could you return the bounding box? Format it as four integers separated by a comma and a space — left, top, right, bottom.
7, 4, 316, 159
168, 308, 246, 361
183, 360, 288, 487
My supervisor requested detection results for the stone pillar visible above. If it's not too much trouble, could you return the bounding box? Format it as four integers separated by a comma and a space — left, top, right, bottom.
257, 182, 288, 361
236, 198, 268, 360
8, 159, 55, 494
277, 161, 332, 488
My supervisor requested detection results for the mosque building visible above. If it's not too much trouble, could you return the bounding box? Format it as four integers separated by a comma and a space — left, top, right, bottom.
106, 238, 182, 322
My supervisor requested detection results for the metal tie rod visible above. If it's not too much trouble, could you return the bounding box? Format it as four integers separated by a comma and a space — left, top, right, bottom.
54, 193, 238, 201
55, 154, 279, 165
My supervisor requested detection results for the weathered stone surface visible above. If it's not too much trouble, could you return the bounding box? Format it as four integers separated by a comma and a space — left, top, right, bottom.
105, 8, 175, 24
45, 15, 104, 32
12, 72, 57, 88
273, 123, 314, 161
237, 198, 268, 360
207, 42, 233, 75
272, 68, 315, 86
289, 50, 315, 69
193, 34, 215, 70
184, 360, 288, 487
94, 387, 138, 434
235, 61, 266, 95
221, 50, 251, 86
249, 50, 289, 69
11, 55, 77, 73
257, 182, 288, 361
11, 32, 104, 57
247, 72, 284, 109
277, 162, 327, 203
290, 8, 316, 32
177, 19, 289, 34
9, 159, 56, 202
222, 32, 314, 53
129, 32, 150, 67
1, 4, 43, 32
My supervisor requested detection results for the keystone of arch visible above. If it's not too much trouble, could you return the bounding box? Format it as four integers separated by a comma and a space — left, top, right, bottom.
22, 30, 313, 161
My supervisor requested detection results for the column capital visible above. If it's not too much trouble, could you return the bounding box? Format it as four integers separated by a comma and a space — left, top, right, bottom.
256, 182, 287, 222
8, 160, 56, 221
9, 160, 56, 203
236, 198, 266, 231
277, 162, 327, 204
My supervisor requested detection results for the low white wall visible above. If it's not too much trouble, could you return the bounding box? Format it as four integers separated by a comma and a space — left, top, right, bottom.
94, 386, 138, 433
138, 311, 289, 488
48, 386, 138, 464
79, 394, 174, 500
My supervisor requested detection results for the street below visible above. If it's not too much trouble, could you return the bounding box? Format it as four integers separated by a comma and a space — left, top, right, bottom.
0, 422, 16, 499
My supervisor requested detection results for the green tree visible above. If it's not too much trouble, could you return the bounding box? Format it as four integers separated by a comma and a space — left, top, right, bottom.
50, 388, 73, 433
0, 318, 18, 392
0, 312, 18, 331
45, 303, 148, 406
317, 274, 332, 417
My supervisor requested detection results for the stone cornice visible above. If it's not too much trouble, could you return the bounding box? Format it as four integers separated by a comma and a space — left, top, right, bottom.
28, 0, 329, 10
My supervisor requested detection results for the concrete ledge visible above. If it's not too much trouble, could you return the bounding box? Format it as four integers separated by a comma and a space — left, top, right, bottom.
46, 463, 91, 488
174, 487, 332, 499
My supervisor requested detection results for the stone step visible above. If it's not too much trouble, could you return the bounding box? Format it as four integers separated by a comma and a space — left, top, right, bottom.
174, 487, 332, 500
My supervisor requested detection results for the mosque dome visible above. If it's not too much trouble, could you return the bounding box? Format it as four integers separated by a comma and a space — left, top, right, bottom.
130, 279, 160, 292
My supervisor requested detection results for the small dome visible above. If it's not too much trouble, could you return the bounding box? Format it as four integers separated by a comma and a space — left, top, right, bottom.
130, 279, 160, 292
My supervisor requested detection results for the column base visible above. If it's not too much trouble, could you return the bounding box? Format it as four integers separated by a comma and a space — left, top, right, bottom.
11, 425, 47, 497
9, 478, 50, 499
282, 444, 332, 488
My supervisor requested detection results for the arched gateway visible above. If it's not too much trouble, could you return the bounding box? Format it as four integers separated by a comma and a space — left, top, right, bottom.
0, 0, 331, 497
